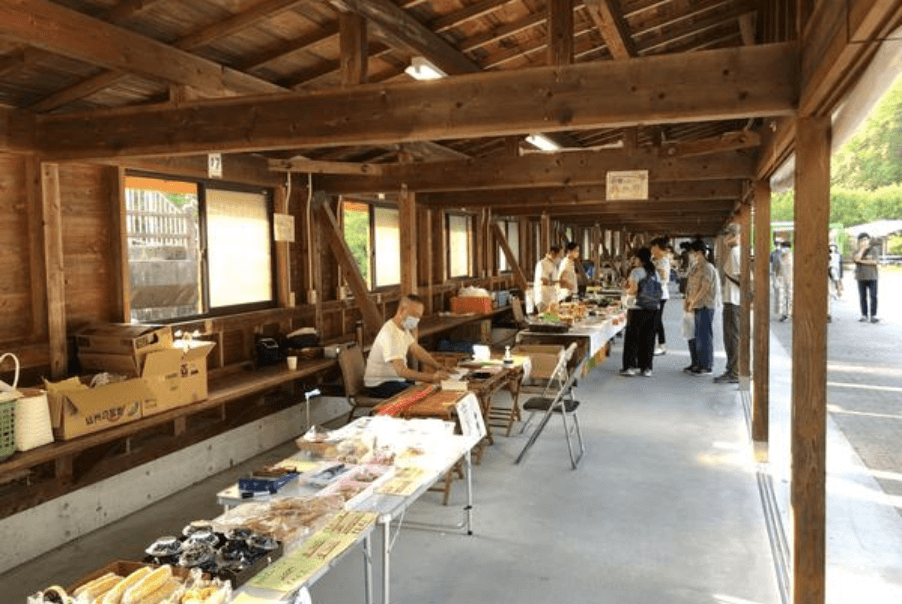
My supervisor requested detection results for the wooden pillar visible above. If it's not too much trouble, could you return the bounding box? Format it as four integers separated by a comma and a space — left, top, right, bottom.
41, 163, 66, 379
518, 217, 530, 281
418, 206, 433, 313
791, 116, 831, 604
738, 206, 752, 379
540, 212, 551, 254
753, 180, 771, 444
24, 158, 48, 340
340, 12, 368, 86
274, 180, 292, 308
399, 184, 417, 296
431, 210, 446, 297
105, 166, 130, 323
474, 209, 486, 279
547, 0, 574, 65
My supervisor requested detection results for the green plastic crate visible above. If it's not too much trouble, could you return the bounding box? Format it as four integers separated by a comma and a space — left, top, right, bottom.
0, 399, 15, 460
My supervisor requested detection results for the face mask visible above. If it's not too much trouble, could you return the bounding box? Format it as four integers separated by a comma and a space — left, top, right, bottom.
403, 316, 419, 331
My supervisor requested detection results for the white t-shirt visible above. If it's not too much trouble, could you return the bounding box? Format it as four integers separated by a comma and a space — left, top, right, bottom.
722, 245, 741, 306
654, 255, 671, 301
364, 320, 415, 387
558, 257, 577, 292
533, 256, 558, 310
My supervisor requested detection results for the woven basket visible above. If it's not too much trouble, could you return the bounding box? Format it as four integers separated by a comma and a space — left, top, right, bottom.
0, 399, 14, 461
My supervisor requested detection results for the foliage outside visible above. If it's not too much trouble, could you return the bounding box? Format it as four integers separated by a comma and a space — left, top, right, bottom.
343, 205, 371, 288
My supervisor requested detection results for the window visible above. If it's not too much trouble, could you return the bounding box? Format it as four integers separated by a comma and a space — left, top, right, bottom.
125, 175, 274, 322
448, 213, 473, 278
498, 220, 519, 272
341, 201, 401, 289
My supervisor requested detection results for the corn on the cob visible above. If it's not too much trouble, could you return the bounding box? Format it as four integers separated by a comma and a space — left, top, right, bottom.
102, 567, 151, 604
121, 565, 172, 604
133, 578, 180, 604
73, 572, 122, 600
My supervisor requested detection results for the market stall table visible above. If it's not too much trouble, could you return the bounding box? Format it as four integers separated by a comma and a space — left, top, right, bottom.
517, 310, 626, 373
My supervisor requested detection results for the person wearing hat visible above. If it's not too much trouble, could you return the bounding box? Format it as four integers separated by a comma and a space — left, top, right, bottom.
714, 223, 741, 384
853, 232, 879, 323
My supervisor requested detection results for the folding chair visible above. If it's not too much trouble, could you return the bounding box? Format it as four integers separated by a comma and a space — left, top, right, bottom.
338, 344, 388, 422
515, 342, 585, 469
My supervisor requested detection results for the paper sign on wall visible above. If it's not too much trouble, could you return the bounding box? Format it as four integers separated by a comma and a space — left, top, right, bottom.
274, 213, 295, 242
208, 153, 223, 179
606, 170, 648, 200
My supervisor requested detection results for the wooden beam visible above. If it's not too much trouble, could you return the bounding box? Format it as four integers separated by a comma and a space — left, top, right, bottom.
756, 117, 796, 180
548, 0, 575, 65
738, 11, 758, 45
104, 154, 281, 186
104, 0, 164, 23
3, 0, 284, 112
270, 158, 383, 175
791, 116, 830, 604
492, 222, 529, 292
318, 150, 757, 194
340, 11, 368, 87
41, 163, 66, 379
316, 202, 383, 338
36, 43, 799, 160
585, 0, 637, 60
106, 166, 131, 322
399, 185, 418, 296
492, 199, 736, 216
420, 180, 743, 207
333, 0, 481, 75
430, 0, 516, 33
176, 0, 310, 51
0, 107, 36, 152
752, 180, 770, 444
236, 24, 340, 71
659, 130, 761, 158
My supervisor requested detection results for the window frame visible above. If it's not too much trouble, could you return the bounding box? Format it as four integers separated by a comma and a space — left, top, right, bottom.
446, 211, 474, 280
125, 171, 277, 323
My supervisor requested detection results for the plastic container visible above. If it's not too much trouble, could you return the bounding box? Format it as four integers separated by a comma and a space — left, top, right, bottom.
0, 399, 14, 461
15, 389, 53, 452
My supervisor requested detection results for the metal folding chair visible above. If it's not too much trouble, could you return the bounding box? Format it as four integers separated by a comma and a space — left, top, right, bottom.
515, 342, 585, 469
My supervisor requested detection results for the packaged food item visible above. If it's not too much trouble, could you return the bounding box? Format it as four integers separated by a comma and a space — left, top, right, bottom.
72, 572, 122, 601
102, 567, 151, 604
121, 565, 172, 604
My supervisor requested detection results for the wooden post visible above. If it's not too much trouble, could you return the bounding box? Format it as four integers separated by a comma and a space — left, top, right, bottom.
475, 209, 486, 279
492, 222, 529, 292
518, 217, 530, 282
738, 206, 752, 380
399, 184, 417, 296
42, 163, 67, 379
24, 157, 48, 339
540, 212, 551, 255
418, 206, 433, 313
591, 226, 601, 281
753, 180, 771, 444
791, 116, 831, 604
340, 12, 368, 87
105, 166, 130, 323
274, 180, 292, 308
432, 210, 446, 303
547, 0, 574, 66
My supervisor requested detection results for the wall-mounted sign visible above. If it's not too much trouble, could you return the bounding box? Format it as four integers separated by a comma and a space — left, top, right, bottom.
606, 170, 648, 200
274, 213, 295, 242
207, 153, 223, 179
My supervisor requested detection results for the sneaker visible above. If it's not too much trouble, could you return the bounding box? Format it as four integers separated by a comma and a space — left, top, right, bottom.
691, 368, 712, 376
860, 316, 868, 322
654, 344, 667, 356
641, 369, 653, 377
871, 316, 880, 323
779, 315, 788, 322
620, 368, 639, 377
683, 365, 698, 374
713, 373, 738, 384
827, 315, 832, 323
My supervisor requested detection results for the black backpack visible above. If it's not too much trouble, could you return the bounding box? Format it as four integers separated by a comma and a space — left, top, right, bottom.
636, 271, 663, 310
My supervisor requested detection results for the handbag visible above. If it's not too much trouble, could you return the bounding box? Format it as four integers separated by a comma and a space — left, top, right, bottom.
680, 311, 695, 340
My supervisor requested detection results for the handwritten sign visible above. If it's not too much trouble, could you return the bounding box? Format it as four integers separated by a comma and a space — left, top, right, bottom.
606, 170, 648, 200
208, 153, 223, 179
376, 467, 428, 496
455, 394, 486, 443
274, 213, 295, 242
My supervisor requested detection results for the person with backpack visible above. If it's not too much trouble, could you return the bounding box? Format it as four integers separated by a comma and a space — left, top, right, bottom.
683, 239, 718, 376
620, 247, 661, 377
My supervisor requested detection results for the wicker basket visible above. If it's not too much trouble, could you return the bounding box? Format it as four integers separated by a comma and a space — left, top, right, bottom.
0, 399, 15, 461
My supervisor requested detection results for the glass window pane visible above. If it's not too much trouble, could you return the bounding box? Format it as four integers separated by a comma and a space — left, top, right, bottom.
207, 188, 273, 308
498, 222, 508, 272
449, 214, 470, 277
374, 206, 401, 287
507, 221, 519, 270
343, 201, 372, 289
125, 176, 201, 322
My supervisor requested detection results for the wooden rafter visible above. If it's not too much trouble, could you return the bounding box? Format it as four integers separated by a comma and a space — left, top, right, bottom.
236, 24, 340, 71
659, 130, 761, 158
35, 43, 798, 160
585, 0, 637, 59
548, 0, 575, 65
430, 0, 517, 33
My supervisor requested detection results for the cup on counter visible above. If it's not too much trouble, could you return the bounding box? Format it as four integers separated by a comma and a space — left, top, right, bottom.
286, 356, 298, 370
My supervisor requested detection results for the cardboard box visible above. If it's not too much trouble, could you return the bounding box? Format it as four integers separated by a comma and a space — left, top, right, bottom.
80, 341, 215, 416
450, 296, 493, 314
68, 560, 196, 593
46, 377, 149, 440
75, 324, 173, 357
512, 344, 564, 380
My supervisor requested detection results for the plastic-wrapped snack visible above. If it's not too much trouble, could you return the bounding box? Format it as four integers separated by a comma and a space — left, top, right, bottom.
102, 567, 151, 604
72, 573, 122, 602
122, 565, 172, 604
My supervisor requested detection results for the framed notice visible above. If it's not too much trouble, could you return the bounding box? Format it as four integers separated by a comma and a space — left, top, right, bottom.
207, 153, 223, 179
606, 170, 648, 200
274, 213, 295, 242
456, 394, 486, 443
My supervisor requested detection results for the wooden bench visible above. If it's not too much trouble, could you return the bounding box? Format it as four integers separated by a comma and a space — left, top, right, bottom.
0, 357, 337, 520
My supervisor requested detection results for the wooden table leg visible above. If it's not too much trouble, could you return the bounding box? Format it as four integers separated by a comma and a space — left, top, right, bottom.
505, 375, 522, 437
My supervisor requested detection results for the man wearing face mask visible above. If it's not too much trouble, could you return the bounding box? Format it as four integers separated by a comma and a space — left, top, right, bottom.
364, 294, 450, 398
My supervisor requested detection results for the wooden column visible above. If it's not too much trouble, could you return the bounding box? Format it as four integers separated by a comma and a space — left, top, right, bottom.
105, 166, 130, 322
432, 210, 446, 299
340, 12, 368, 87
738, 206, 752, 379
24, 157, 48, 340
42, 163, 66, 379
417, 206, 433, 313
547, 0, 574, 65
540, 212, 551, 255
791, 116, 831, 604
518, 217, 530, 282
591, 226, 601, 281
399, 185, 417, 296
492, 222, 529, 292
274, 180, 292, 308
753, 180, 771, 444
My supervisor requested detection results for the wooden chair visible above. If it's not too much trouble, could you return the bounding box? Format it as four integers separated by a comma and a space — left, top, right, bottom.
515, 342, 585, 469
338, 345, 385, 422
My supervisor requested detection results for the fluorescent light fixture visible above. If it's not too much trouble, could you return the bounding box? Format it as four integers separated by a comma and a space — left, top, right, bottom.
525, 133, 561, 152
405, 56, 446, 81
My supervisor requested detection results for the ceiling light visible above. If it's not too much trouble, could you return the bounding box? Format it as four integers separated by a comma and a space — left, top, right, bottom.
525, 133, 561, 152
405, 57, 446, 81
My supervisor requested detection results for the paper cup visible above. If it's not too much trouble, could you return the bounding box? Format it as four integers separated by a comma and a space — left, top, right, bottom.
286, 356, 298, 370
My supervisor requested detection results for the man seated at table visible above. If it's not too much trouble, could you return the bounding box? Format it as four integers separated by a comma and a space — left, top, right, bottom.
364, 294, 451, 398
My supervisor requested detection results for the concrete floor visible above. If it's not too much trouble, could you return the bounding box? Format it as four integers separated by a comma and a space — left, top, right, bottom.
3, 305, 780, 604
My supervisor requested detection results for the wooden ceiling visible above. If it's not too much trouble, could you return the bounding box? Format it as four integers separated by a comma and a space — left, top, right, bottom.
0, 0, 804, 234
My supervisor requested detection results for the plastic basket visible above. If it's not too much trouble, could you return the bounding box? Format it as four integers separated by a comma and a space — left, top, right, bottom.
0, 399, 15, 461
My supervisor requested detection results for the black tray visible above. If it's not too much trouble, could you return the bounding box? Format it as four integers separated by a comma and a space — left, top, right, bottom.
525, 322, 570, 334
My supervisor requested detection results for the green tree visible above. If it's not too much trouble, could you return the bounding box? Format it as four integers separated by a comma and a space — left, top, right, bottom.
342, 206, 371, 288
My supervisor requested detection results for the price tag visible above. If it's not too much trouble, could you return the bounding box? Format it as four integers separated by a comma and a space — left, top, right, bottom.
208, 153, 223, 179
